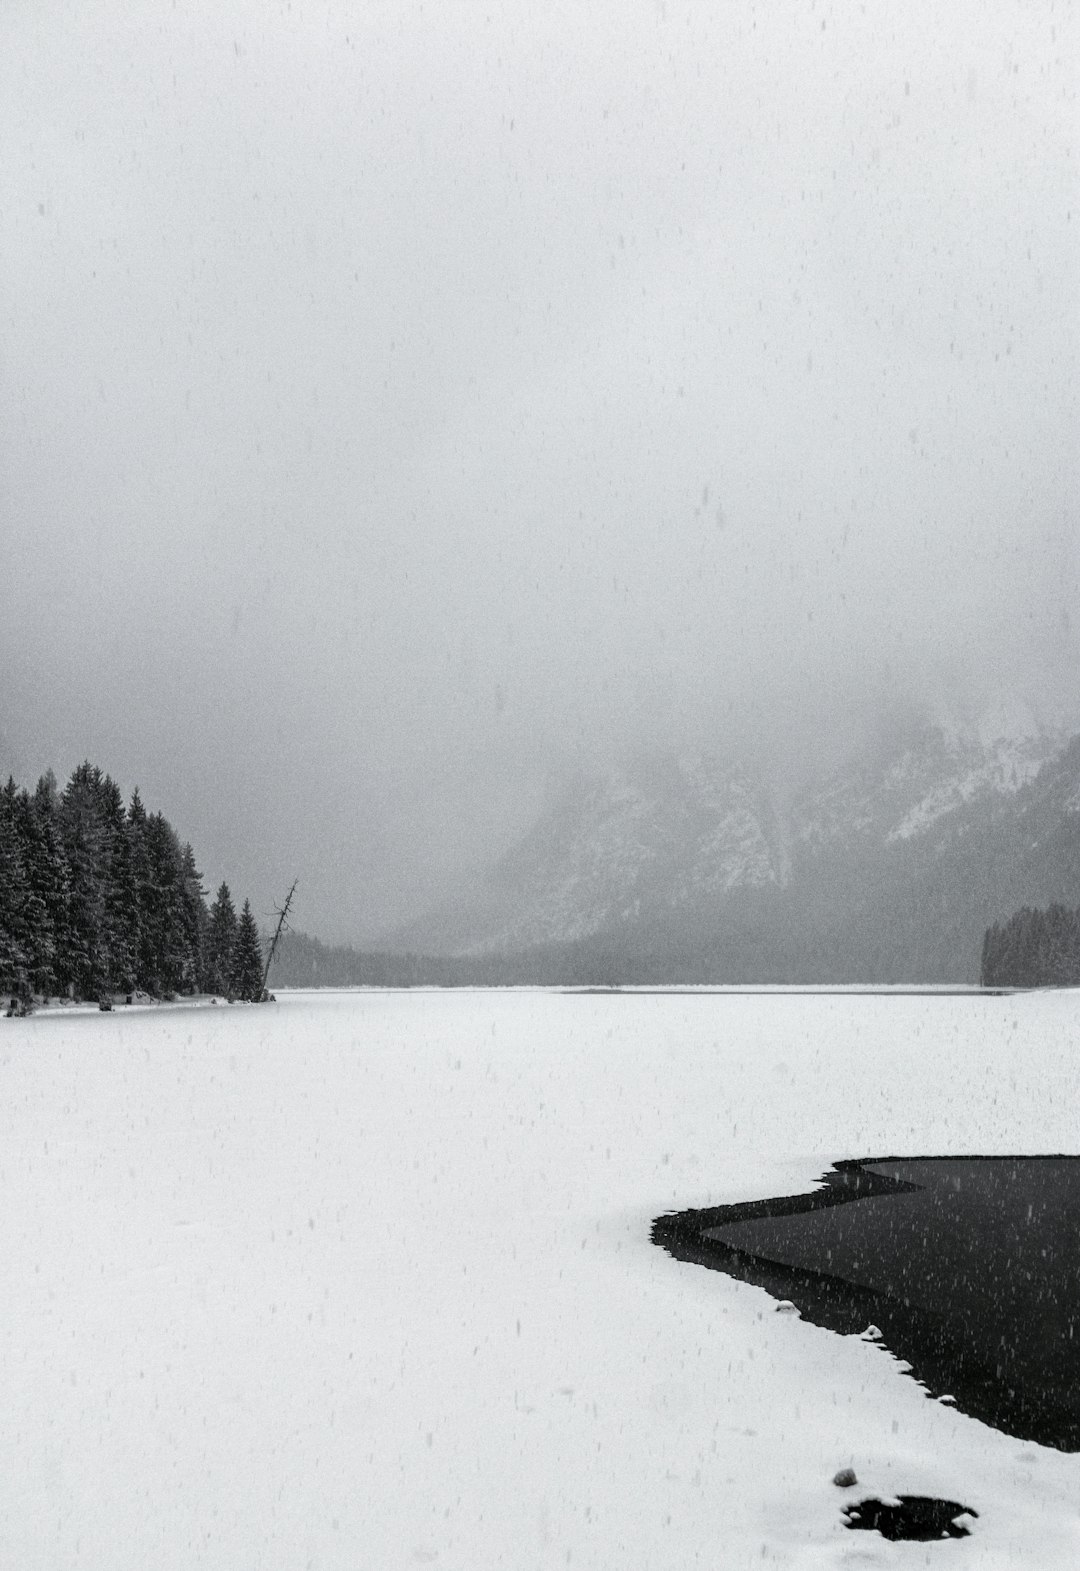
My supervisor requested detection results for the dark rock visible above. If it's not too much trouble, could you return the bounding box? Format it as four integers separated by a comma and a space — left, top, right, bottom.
832, 1468, 858, 1488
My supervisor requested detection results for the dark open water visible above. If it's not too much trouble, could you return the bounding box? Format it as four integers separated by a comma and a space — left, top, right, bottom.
654, 1157, 1080, 1451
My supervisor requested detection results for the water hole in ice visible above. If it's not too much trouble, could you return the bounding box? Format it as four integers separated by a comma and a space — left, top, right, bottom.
653, 1156, 1080, 1452
842, 1495, 978, 1541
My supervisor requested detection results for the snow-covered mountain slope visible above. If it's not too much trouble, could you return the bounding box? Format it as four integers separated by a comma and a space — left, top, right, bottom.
393, 723, 1080, 982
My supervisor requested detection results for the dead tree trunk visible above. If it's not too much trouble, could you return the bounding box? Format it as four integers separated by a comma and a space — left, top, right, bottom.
262, 878, 298, 996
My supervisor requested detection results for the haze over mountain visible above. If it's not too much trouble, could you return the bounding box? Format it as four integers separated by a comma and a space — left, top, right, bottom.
369, 708, 1078, 981
2, 0, 1076, 945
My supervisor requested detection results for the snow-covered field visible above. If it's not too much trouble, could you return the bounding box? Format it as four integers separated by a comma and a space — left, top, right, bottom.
5, 988, 1080, 1568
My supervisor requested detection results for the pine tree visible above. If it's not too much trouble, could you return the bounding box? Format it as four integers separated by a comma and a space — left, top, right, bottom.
231, 899, 265, 1002
180, 844, 209, 991
101, 775, 138, 992
140, 813, 189, 995
2, 761, 259, 1004
0, 780, 30, 1001
1067, 907, 1080, 985
980, 903, 1080, 989
206, 882, 238, 997
26, 773, 73, 997
127, 788, 153, 991
59, 763, 108, 999
9, 785, 57, 996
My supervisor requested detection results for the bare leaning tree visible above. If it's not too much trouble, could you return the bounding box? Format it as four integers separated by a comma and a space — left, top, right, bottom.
261, 878, 298, 999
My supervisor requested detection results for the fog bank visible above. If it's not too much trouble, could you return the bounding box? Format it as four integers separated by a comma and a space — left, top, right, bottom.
2, 0, 1076, 939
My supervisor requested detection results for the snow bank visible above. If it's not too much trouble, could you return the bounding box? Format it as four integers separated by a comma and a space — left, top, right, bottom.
4, 988, 1080, 1567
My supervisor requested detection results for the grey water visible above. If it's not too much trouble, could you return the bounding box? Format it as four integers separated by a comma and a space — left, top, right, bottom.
653, 1157, 1080, 1451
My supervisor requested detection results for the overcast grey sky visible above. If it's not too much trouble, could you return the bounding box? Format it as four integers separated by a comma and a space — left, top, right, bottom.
2, 0, 1077, 941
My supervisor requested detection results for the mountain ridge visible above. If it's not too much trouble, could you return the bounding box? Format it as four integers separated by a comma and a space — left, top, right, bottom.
384, 721, 1080, 983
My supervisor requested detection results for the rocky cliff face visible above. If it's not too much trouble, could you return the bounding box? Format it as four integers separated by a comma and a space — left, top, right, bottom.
392, 720, 1076, 980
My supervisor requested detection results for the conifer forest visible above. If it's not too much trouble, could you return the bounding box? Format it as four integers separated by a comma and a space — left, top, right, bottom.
0, 763, 265, 1011
980, 904, 1080, 990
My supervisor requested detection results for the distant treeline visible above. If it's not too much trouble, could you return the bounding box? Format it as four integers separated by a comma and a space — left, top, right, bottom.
268, 926, 627, 990
981, 904, 1080, 989
0, 763, 265, 1009
278, 902, 1080, 994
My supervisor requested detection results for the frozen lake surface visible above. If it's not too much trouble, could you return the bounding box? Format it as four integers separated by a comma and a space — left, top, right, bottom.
5, 987, 1080, 1567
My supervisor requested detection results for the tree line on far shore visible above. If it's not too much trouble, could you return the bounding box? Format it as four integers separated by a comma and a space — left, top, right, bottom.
0, 762, 265, 1011
266, 925, 626, 989
981, 903, 1080, 989
10, 761, 1071, 1001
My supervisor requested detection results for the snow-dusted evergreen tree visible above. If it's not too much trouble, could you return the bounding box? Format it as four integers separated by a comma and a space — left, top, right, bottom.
101, 774, 138, 992
127, 787, 154, 990
140, 812, 191, 995
1, 760, 261, 1003
206, 882, 238, 997
9, 783, 59, 997
0, 779, 30, 1000
59, 762, 109, 998
981, 903, 1080, 988
231, 899, 265, 1002
25, 773, 72, 997
180, 845, 210, 991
